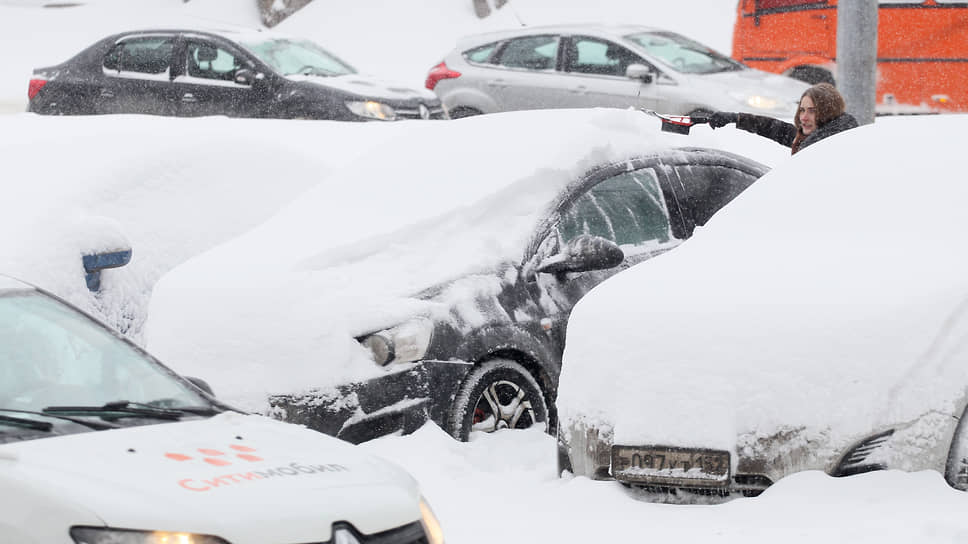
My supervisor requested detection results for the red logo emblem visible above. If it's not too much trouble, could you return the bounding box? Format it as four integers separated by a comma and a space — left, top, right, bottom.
165, 444, 263, 466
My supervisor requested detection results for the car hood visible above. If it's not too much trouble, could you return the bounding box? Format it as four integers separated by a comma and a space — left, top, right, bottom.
680, 67, 808, 117
558, 116, 968, 458
287, 72, 438, 103
0, 412, 419, 541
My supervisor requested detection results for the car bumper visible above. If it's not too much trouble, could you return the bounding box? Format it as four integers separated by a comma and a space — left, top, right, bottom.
268, 359, 472, 443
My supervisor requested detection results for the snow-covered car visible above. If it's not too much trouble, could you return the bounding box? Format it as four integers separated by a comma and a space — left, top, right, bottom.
426, 24, 809, 119
144, 108, 773, 444
0, 275, 444, 544
28, 27, 445, 121
0, 113, 411, 343
556, 114, 968, 500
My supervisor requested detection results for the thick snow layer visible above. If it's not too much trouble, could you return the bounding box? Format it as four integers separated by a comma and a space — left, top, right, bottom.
559, 115, 968, 453
143, 107, 786, 411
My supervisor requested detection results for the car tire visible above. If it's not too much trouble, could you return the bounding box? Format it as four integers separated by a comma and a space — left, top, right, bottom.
787, 65, 835, 86
945, 404, 968, 490
448, 358, 548, 441
447, 106, 482, 120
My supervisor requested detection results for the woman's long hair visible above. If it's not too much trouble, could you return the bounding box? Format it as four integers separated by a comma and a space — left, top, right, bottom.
791, 83, 846, 154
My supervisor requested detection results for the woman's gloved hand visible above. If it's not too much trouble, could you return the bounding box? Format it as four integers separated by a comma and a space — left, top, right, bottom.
708, 112, 739, 129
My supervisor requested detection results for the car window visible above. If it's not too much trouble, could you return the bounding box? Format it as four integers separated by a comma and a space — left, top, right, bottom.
0, 291, 206, 412
673, 164, 759, 227
565, 37, 642, 76
186, 41, 244, 82
103, 36, 174, 75
240, 37, 355, 77
494, 35, 559, 70
559, 168, 671, 247
464, 43, 499, 64
624, 31, 745, 74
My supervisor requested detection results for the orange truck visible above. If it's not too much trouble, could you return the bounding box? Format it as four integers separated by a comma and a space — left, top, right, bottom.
733, 0, 968, 113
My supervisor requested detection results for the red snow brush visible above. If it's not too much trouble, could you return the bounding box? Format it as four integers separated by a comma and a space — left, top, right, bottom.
642, 109, 710, 135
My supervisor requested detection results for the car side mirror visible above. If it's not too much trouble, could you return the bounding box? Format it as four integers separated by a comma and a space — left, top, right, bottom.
536, 235, 624, 275
626, 63, 654, 83
185, 376, 215, 396
82, 248, 132, 292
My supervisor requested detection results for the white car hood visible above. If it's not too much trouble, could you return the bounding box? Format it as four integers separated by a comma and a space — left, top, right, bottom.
685, 67, 808, 117
0, 413, 419, 541
558, 115, 968, 454
287, 72, 438, 102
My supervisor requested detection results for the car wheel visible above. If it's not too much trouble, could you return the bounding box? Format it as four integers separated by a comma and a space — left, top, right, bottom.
945, 405, 968, 490
447, 106, 482, 120
448, 358, 548, 441
787, 65, 835, 86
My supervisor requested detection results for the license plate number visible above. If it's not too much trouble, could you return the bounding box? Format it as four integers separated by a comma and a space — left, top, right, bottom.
611, 445, 730, 486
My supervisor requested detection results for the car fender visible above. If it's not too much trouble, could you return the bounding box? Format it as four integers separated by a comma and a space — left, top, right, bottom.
452, 322, 560, 394
437, 84, 499, 115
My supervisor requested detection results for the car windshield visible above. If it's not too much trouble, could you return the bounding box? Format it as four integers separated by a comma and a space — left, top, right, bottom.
624, 31, 745, 74
0, 290, 210, 413
239, 37, 356, 77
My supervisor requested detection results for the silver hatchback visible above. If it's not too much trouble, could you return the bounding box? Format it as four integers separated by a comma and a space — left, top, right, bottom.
427, 24, 809, 119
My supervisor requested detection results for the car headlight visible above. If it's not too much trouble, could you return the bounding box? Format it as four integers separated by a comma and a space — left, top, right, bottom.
345, 100, 397, 120
419, 496, 445, 544
359, 318, 433, 366
70, 527, 229, 544
730, 92, 780, 111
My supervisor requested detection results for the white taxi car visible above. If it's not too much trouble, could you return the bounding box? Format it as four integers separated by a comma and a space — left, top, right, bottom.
0, 275, 444, 544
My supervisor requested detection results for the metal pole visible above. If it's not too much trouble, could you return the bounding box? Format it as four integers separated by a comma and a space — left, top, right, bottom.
836, 0, 878, 125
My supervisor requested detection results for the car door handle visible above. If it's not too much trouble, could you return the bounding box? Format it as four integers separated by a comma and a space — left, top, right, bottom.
570, 86, 587, 94
486, 79, 507, 88
99, 89, 114, 99
181, 93, 198, 103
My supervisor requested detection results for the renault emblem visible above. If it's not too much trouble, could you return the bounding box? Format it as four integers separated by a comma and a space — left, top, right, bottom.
419, 103, 430, 120
333, 527, 361, 544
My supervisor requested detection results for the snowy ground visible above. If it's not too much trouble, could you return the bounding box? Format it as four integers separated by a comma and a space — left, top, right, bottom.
2, 1, 968, 542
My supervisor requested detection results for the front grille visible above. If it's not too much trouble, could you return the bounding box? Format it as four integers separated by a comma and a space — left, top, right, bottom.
396, 106, 447, 120
833, 429, 895, 477
622, 474, 773, 500
305, 522, 427, 544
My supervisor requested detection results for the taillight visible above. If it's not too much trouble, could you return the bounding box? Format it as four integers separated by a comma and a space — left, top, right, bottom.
425, 62, 461, 91
28, 78, 47, 100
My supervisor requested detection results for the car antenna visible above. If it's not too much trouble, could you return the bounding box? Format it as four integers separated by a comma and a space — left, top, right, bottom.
502, 0, 527, 26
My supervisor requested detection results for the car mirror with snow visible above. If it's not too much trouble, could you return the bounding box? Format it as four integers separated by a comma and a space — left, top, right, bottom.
536, 235, 624, 275
625, 64, 654, 84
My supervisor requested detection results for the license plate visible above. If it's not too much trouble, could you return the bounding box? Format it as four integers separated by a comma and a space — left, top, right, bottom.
611, 445, 730, 486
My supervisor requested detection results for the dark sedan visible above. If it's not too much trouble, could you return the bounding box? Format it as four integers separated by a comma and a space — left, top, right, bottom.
28, 28, 446, 121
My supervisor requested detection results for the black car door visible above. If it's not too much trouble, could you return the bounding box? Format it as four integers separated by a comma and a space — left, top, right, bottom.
96, 35, 177, 115
173, 38, 265, 117
526, 162, 683, 346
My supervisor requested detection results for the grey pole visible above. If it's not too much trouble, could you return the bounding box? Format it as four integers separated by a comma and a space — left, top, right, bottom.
836, 0, 878, 125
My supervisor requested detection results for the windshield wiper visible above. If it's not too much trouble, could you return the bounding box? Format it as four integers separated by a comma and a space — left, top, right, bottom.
0, 409, 120, 430
43, 401, 184, 421
0, 413, 53, 432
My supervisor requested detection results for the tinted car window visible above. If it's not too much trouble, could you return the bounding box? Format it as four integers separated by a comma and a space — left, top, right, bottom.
673, 165, 759, 227
186, 42, 243, 81
559, 168, 670, 246
464, 43, 498, 64
566, 37, 642, 76
103, 37, 174, 75
495, 35, 559, 70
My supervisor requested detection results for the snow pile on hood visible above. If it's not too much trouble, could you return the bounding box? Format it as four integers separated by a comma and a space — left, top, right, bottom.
558, 114, 968, 451
145, 107, 787, 410
0, 113, 406, 340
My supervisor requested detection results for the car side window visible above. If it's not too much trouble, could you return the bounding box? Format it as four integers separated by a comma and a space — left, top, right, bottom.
565, 37, 642, 76
103, 36, 174, 75
559, 168, 671, 247
185, 41, 244, 82
673, 164, 759, 227
494, 35, 559, 71
464, 43, 499, 64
